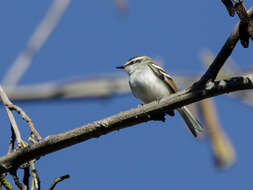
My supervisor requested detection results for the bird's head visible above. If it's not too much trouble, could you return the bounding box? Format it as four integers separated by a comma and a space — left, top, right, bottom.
116, 56, 153, 74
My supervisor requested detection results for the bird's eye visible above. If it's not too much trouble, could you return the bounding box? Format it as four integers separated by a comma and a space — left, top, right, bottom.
134, 59, 141, 64
129, 61, 136, 65
126, 59, 141, 66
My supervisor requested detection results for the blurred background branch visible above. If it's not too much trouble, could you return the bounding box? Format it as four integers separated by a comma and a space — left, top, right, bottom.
3, 66, 253, 107
113, 0, 128, 14
199, 98, 236, 169
2, 0, 71, 87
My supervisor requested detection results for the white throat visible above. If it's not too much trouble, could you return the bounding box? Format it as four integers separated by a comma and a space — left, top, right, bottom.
127, 64, 172, 103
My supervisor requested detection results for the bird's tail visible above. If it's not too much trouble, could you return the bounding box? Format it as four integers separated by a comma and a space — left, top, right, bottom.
177, 106, 203, 137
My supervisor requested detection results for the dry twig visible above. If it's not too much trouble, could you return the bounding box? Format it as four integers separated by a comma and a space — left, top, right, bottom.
221, 0, 235, 16
10, 170, 24, 190
0, 85, 23, 147
7, 104, 42, 141
235, 1, 251, 47
48, 175, 70, 190
8, 128, 16, 154
0, 174, 13, 190
0, 85, 42, 143
30, 161, 40, 190
23, 167, 30, 190
195, 7, 253, 86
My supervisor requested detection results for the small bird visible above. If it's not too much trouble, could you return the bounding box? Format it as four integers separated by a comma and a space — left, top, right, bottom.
116, 55, 203, 137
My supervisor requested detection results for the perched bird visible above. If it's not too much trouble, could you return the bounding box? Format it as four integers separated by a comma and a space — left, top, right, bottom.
116, 55, 203, 137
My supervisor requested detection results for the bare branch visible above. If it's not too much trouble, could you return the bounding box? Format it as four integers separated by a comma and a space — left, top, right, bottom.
221, 0, 235, 17
8, 128, 16, 154
0, 85, 42, 144
0, 85, 23, 146
30, 161, 40, 190
200, 99, 235, 169
7, 104, 42, 141
195, 7, 253, 86
23, 167, 30, 190
10, 170, 24, 190
235, 1, 250, 47
0, 174, 13, 190
0, 74, 252, 174
235, 1, 249, 21
48, 175, 69, 190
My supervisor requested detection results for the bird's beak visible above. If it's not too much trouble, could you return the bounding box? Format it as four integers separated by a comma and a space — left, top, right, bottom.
116, 65, 125, 69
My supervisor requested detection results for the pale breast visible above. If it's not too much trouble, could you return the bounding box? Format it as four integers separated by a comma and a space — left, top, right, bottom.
129, 68, 172, 103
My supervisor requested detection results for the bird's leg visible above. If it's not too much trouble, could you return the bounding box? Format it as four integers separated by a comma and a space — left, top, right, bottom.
155, 98, 175, 117
150, 112, 166, 122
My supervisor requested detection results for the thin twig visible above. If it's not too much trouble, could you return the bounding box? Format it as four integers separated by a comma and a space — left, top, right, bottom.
0, 74, 253, 174
235, 1, 250, 47
0, 85, 41, 147
48, 175, 70, 190
8, 128, 16, 154
235, 1, 249, 21
23, 167, 30, 190
10, 170, 24, 190
30, 161, 40, 190
7, 104, 42, 141
221, 0, 235, 16
195, 7, 253, 86
0, 174, 13, 190
2, 0, 71, 87
249, 20, 253, 40
28, 134, 38, 145
0, 84, 42, 141
0, 85, 23, 146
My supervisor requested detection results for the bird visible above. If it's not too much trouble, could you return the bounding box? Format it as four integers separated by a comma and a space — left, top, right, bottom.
116, 55, 203, 137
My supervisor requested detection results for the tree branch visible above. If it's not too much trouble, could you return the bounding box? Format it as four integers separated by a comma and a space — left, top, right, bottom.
235, 1, 251, 48
4, 76, 130, 102
0, 85, 23, 146
0, 74, 253, 174
7, 104, 42, 141
195, 7, 253, 87
1, 74, 205, 102
199, 99, 235, 169
48, 174, 69, 190
221, 0, 235, 17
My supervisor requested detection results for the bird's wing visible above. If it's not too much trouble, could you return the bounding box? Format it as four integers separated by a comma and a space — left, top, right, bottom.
148, 63, 178, 93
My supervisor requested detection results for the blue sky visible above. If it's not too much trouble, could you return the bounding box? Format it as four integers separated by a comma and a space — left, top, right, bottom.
0, 1, 253, 189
